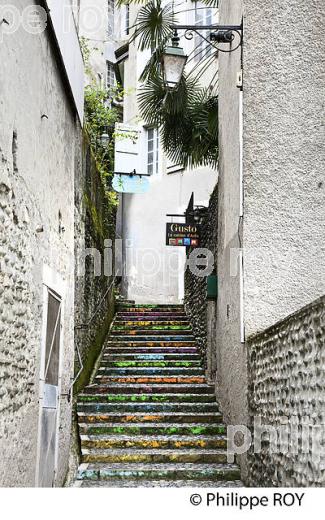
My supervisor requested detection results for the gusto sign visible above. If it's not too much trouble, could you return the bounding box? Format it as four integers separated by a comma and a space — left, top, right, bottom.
166, 222, 200, 247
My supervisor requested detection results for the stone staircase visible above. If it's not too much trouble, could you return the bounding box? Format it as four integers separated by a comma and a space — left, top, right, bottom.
74, 303, 242, 487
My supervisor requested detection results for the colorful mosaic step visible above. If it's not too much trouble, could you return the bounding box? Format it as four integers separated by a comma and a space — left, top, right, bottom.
75, 304, 242, 487
111, 329, 193, 335
75, 479, 243, 488
80, 434, 228, 450
77, 463, 241, 482
83, 383, 215, 394
78, 423, 227, 436
78, 394, 216, 404
77, 402, 219, 413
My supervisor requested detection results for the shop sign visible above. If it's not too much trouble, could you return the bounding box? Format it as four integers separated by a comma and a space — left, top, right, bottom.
166, 222, 200, 247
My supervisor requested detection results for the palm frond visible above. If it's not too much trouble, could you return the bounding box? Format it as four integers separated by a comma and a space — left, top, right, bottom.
138, 72, 218, 168
130, 0, 175, 51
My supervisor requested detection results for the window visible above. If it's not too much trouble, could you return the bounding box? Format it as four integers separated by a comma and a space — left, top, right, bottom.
108, 0, 114, 37
147, 127, 159, 175
125, 3, 130, 35
194, 2, 212, 63
107, 61, 115, 89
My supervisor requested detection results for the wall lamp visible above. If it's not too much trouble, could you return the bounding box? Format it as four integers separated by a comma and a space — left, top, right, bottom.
162, 23, 243, 89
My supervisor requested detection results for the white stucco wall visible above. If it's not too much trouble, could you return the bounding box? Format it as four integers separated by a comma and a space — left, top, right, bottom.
243, 0, 325, 337
214, 0, 248, 478
0, 0, 81, 486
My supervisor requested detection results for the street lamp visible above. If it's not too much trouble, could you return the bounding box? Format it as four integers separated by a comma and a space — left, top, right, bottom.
100, 130, 110, 147
161, 31, 187, 89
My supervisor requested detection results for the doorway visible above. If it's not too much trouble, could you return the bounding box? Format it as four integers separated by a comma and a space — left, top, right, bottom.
36, 266, 65, 487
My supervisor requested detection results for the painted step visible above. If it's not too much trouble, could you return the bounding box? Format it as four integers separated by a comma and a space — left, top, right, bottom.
112, 325, 192, 331
118, 303, 184, 312
97, 367, 204, 376
77, 463, 241, 482
77, 402, 219, 413
114, 316, 191, 327
80, 434, 227, 450
117, 303, 184, 308
81, 449, 229, 464
78, 422, 227, 436
100, 361, 202, 368
102, 353, 201, 361
117, 312, 186, 317
105, 341, 196, 347
110, 335, 194, 342
94, 376, 206, 384
74, 479, 243, 488
77, 412, 223, 424
78, 393, 216, 404
103, 347, 198, 355
83, 384, 214, 394
111, 329, 193, 336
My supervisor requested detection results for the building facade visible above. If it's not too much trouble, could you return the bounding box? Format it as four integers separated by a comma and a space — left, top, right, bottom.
114, 1, 218, 303
213, 0, 325, 483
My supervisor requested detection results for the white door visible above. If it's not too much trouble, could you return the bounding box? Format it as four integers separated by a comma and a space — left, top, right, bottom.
36, 282, 63, 487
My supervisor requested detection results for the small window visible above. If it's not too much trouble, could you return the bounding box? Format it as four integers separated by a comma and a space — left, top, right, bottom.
194, 2, 213, 63
125, 4, 130, 36
108, 0, 115, 37
107, 61, 116, 90
147, 127, 159, 175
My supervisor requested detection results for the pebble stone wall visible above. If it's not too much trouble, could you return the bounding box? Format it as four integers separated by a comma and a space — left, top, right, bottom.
184, 184, 218, 371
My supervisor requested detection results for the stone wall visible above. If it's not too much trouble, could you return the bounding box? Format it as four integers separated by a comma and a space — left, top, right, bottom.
184, 184, 218, 377
0, 0, 80, 486
247, 296, 325, 486
74, 134, 116, 394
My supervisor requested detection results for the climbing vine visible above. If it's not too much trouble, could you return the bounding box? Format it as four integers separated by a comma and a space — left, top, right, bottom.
80, 38, 123, 216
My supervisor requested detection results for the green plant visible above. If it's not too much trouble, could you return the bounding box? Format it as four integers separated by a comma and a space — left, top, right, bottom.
80, 38, 122, 223
124, 0, 219, 168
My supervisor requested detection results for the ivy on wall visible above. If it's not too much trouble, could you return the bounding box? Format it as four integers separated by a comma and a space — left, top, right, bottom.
80, 38, 122, 216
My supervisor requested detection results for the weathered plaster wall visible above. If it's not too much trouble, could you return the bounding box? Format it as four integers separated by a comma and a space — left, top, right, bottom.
74, 134, 116, 395
243, 0, 325, 336
184, 184, 218, 378
0, 0, 80, 486
247, 296, 325, 486
216, 0, 248, 479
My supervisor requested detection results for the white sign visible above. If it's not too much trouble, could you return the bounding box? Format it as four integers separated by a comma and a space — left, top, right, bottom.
114, 123, 144, 174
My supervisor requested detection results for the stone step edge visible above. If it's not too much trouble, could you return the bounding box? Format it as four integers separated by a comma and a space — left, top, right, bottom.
83, 384, 214, 390
77, 462, 240, 474
73, 479, 243, 488
80, 434, 228, 441
77, 412, 223, 417
78, 393, 215, 399
81, 448, 230, 455
78, 421, 226, 426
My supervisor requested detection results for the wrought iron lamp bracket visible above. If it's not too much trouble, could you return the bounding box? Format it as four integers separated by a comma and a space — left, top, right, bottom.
171, 24, 243, 54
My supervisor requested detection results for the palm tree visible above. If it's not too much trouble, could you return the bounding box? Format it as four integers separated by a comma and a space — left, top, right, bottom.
119, 0, 219, 168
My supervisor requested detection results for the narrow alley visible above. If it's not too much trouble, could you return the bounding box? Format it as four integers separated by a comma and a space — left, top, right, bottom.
0, 0, 324, 509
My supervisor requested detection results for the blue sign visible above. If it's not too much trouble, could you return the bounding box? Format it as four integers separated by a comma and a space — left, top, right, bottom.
112, 174, 150, 194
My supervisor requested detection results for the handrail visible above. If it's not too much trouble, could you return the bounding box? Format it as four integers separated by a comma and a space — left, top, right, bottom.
69, 276, 116, 399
